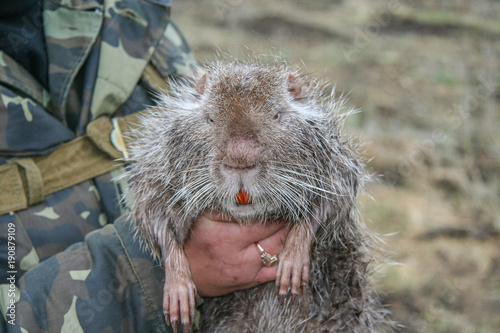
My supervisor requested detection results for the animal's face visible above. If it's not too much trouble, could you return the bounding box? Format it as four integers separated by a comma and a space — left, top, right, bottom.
193, 65, 323, 220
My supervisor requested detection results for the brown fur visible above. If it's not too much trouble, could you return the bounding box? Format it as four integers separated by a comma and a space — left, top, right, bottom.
126, 60, 393, 332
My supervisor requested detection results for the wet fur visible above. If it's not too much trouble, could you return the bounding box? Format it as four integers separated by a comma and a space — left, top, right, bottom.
126, 60, 393, 332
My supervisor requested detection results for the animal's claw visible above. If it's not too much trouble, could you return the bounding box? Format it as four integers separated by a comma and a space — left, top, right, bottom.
275, 248, 310, 304
163, 277, 196, 331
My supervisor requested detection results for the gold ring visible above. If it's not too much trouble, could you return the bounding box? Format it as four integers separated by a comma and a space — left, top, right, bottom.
255, 243, 278, 267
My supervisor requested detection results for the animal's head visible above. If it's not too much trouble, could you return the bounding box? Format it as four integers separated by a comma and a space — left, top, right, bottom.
130, 61, 363, 223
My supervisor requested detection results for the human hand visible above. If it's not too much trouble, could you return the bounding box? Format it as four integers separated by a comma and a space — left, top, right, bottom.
184, 211, 288, 297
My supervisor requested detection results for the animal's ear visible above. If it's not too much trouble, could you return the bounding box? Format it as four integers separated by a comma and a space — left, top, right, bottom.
287, 74, 302, 99
196, 73, 208, 94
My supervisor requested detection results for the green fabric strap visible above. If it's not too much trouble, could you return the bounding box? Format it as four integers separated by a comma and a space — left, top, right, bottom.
0, 110, 145, 215
15, 158, 44, 205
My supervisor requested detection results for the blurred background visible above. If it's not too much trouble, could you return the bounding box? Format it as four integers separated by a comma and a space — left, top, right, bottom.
172, 0, 500, 332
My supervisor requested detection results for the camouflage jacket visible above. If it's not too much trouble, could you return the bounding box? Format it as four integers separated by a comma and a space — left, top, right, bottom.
0, 0, 197, 331
5, 218, 193, 333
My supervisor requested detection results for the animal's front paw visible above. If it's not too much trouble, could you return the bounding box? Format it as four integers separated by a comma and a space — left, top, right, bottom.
275, 247, 310, 305
163, 275, 197, 333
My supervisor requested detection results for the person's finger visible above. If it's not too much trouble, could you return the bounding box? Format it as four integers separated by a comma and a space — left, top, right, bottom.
241, 224, 288, 267
254, 266, 280, 284
256, 224, 288, 256
242, 222, 288, 244
240, 225, 288, 285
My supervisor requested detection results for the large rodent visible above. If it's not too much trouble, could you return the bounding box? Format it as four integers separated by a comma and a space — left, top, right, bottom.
127, 60, 393, 332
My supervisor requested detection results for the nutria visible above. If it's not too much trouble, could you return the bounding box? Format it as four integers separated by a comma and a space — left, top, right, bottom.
126, 60, 392, 332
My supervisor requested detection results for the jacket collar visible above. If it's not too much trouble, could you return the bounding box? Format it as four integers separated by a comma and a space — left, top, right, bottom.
89, 0, 170, 118
43, 0, 104, 120
43, 0, 170, 120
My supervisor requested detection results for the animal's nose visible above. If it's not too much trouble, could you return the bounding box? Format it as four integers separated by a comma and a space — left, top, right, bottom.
224, 136, 260, 169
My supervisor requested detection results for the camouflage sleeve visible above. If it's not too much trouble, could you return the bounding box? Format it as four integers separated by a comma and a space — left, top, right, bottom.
2, 218, 183, 333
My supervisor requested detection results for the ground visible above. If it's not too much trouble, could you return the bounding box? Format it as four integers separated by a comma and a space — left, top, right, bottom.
172, 1, 500, 332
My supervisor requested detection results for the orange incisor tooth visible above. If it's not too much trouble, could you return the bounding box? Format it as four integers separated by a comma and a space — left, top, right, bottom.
236, 188, 252, 205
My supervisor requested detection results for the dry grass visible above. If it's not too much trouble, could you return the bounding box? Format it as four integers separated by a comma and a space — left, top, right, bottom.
172, 0, 500, 331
